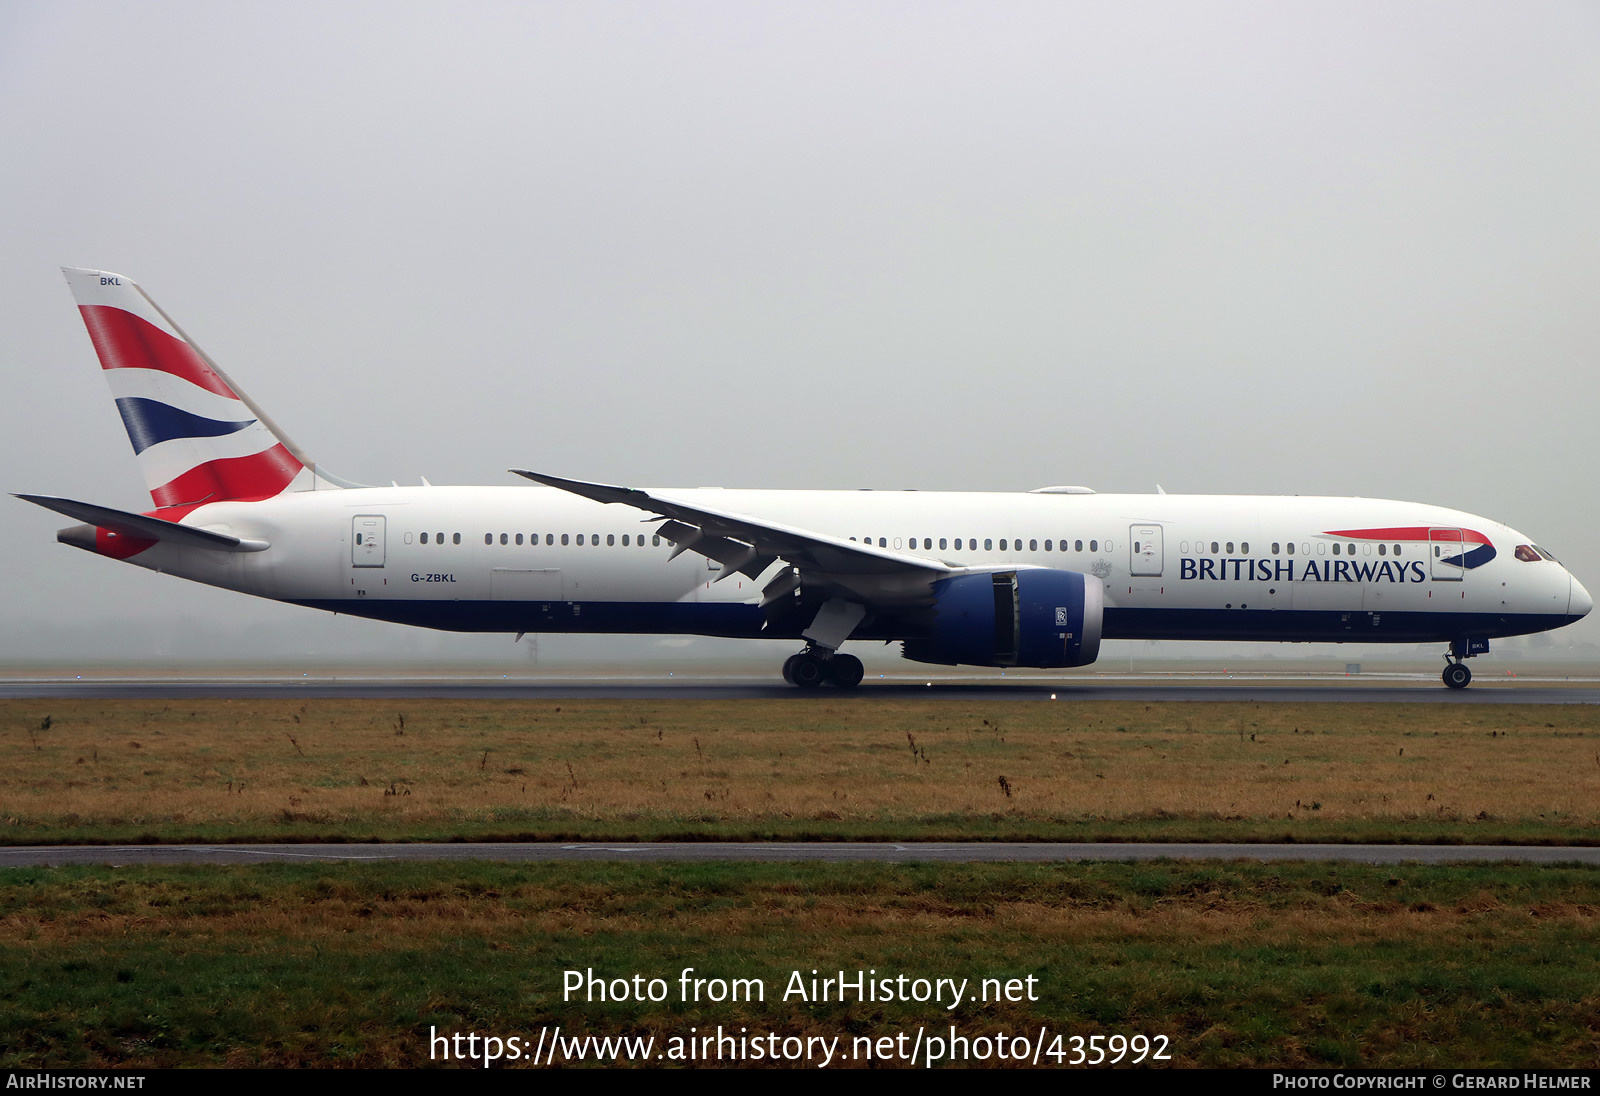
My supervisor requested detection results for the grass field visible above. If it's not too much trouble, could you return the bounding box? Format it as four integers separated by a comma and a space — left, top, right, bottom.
2, 859, 1597, 1068
6, 697, 1600, 1069
3, 698, 1599, 844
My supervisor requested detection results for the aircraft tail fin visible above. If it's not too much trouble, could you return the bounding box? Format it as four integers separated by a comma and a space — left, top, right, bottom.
61, 267, 357, 510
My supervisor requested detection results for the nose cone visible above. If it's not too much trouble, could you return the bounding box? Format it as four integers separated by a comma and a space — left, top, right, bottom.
1571, 575, 1593, 621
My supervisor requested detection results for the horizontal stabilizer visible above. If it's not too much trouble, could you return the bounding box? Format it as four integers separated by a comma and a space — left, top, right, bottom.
14, 494, 269, 552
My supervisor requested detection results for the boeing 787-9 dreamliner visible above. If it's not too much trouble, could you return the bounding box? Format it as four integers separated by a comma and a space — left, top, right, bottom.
19, 268, 1591, 688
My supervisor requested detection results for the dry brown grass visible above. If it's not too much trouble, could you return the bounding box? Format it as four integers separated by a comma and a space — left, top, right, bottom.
3, 698, 1598, 838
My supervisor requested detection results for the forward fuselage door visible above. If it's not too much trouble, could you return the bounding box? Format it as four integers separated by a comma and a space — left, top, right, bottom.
352, 515, 386, 567
1129, 524, 1163, 577
1429, 527, 1465, 581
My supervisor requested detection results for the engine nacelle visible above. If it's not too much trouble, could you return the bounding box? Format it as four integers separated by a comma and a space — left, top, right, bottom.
902, 568, 1103, 669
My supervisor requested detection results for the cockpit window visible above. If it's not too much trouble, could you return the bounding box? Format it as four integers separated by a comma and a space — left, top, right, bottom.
1536, 546, 1560, 563
1515, 545, 1542, 563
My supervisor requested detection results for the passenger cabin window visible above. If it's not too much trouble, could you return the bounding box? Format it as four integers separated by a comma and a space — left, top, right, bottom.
421, 533, 429, 545
484, 533, 492, 545
453, 533, 461, 545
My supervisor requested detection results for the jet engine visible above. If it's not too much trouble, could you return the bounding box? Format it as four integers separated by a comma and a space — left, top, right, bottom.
901, 568, 1103, 669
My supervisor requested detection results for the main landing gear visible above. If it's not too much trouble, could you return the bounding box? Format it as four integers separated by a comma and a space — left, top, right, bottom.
781, 646, 865, 689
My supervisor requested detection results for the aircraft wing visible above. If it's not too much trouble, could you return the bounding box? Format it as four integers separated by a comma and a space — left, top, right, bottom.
511, 470, 955, 606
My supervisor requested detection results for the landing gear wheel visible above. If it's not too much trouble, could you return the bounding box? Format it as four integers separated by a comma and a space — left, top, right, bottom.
826, 653, 864, 689
789, 654, 827, 689
781, 654, 801, 685
1442, 663, 1472, 690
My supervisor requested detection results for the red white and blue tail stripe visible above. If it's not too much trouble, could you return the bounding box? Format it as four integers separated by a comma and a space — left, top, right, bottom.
62, 267, 348, 510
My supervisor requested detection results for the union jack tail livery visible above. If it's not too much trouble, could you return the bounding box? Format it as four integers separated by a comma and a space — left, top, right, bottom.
61, 267, 349, 511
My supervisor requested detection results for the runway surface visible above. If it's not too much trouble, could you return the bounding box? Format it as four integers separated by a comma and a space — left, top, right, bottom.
4, 842, 1598, 867
4, 674, 1600, 702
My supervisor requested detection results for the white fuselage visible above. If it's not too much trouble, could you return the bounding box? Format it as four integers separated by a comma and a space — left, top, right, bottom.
112, 485, 1588, 650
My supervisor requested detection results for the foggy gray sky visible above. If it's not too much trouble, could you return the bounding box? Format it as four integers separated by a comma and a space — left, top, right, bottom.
3, 2, 1598, 665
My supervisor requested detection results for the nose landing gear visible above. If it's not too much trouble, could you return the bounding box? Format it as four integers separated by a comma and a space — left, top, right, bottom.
1441, 636, 1486, 689
781, 646, 865, 689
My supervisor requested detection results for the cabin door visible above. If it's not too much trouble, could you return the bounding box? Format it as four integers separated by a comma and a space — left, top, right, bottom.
1129, 525, 1163, 577
1429, 528, 1465, 581
352, 515, 386, 567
